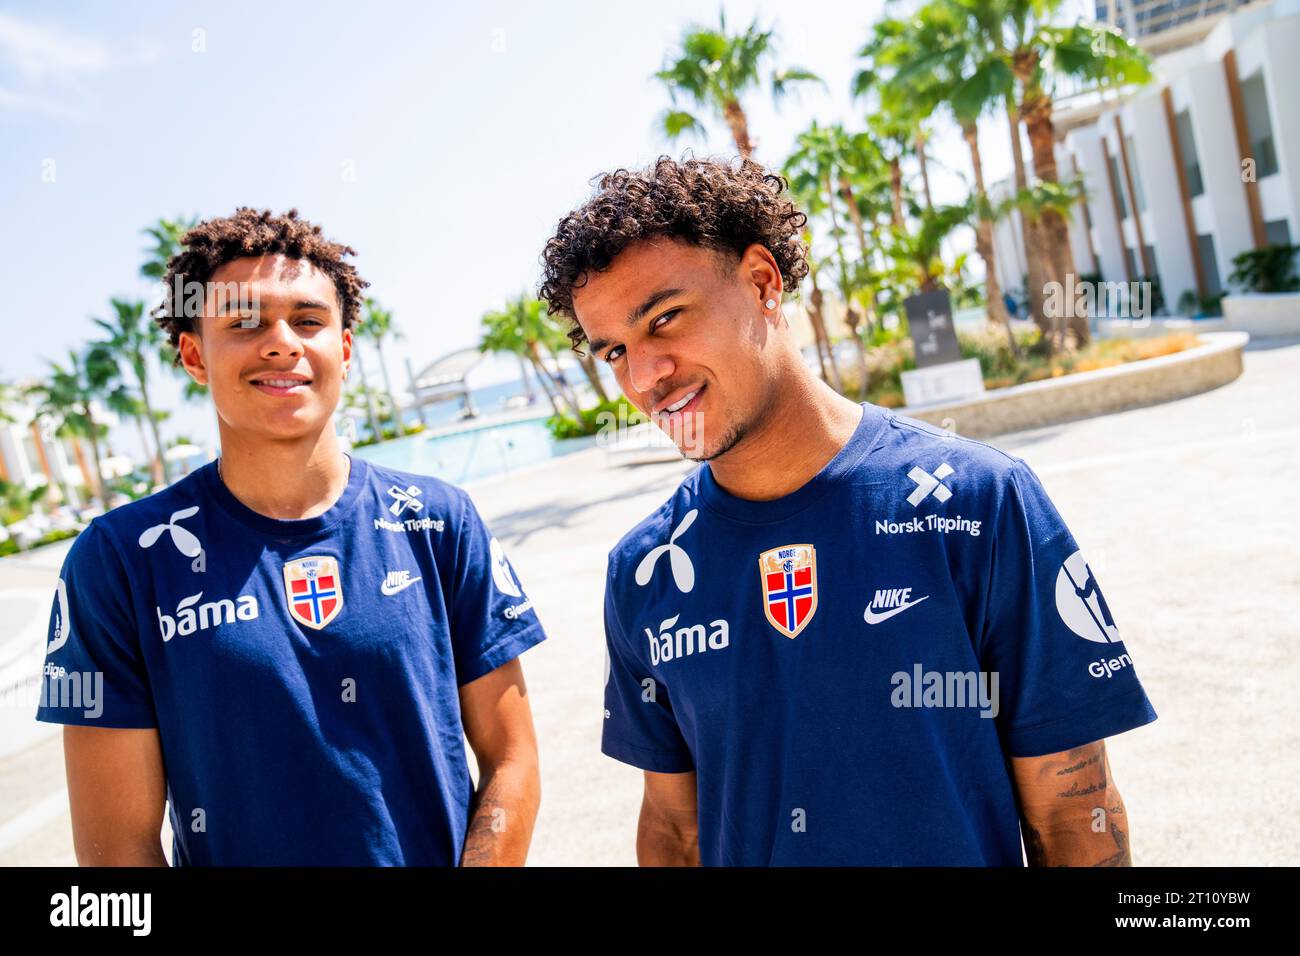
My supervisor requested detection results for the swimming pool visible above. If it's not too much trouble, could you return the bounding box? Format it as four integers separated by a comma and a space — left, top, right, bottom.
351, 414, 599, 485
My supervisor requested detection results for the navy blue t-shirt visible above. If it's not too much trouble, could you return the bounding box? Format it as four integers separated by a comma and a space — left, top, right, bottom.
601, 403, 1157, 865
36, 454, 546, 865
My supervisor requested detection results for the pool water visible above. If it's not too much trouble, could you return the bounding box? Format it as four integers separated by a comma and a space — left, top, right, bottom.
351, 415, 598, 485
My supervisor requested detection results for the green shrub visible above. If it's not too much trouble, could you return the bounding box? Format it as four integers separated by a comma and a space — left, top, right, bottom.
546, 396, 646, 440
1229, 243, 1300, 293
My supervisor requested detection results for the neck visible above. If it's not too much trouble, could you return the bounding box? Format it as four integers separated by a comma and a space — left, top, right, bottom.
216, 422, 350, 520
706, 366, 863, 502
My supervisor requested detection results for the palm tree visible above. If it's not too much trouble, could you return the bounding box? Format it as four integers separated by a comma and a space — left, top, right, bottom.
785, 122, 872, 395
142, 216, 212, 403
656, 10, 821, 158
359, 298, 404, 435
27, 346, 118, 512
141, 216, 198, 282
349, 339, 384, 442
93, 297, 168, 483
1012, 15, 1151, 346
935, 0, 1150, 347
865, 3, 1018, 351
800, 230, 843, 393
480, 297, 585, 417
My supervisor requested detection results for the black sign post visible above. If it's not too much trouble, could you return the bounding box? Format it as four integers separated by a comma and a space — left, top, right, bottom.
904, 288, 962, 369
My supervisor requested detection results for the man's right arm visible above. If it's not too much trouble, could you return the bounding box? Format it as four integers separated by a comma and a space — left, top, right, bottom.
638, 770, 700, 866
63, 726, 168, 866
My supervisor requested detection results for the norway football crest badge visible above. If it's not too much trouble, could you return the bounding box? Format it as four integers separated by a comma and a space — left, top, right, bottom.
283, 555, 343, 630
759, 544, 818, 639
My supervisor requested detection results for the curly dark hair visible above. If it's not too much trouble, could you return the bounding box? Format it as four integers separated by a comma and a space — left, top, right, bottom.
539, 155, 809, 350
156, 207, 369, 363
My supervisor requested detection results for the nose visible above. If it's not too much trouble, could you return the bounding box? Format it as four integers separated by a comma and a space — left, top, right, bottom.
624, 340, 675, 398
260, 319, 303, 359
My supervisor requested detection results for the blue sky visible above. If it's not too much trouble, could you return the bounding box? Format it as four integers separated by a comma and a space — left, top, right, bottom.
0, 0, 1092, 456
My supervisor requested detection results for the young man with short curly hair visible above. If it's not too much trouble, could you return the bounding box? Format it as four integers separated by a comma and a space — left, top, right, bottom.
37, 208, 546, 866
541, 156, 1157, 867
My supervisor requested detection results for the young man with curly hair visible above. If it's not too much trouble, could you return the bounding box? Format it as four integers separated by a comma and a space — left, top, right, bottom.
36, 209, 546, 866
540, 156, 1158, 867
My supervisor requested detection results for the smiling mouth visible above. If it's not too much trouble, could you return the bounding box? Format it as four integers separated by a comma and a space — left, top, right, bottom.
653, 383, 705, 424
250, 376, 312, 394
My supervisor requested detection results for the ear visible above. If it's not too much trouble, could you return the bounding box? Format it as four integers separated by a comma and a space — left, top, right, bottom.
177, 330, 208, 386
740, 243, 783, 321
341, 326, 353, 379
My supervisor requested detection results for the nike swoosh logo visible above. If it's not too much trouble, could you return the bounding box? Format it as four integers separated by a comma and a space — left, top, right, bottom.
380, 576, 421, 596
863, 595, 929, 625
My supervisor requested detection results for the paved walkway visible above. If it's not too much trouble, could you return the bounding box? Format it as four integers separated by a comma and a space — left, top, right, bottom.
3, 337, 1297, 866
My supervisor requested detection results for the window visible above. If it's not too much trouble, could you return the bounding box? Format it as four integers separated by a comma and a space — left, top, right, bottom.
1264, 218, 1292, 247
1241, 72, 1279, 178
1197, 234, 1222, 296
1175, 109, 1203, 197
1126, 136, 1147, 212
1109, 153, 1129, 219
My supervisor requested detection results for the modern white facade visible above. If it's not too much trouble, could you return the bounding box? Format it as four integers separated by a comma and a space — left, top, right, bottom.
992, 0, 1299, 313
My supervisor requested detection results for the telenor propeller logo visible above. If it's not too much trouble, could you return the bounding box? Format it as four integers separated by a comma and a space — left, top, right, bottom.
635, 509, 697, 593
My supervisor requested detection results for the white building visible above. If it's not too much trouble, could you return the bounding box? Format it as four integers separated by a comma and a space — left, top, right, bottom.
993, 0, 1299, 313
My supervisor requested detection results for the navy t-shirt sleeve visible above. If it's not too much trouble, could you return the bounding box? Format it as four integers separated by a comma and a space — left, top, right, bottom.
600, 562, 695, 773
980, 459, 1157, 758
35, 523, 157, 729
446, 490, 546, 686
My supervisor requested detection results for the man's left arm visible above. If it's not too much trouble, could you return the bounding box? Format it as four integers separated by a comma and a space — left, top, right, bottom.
458, 657, 541, 866
1011, 739, 1131, 866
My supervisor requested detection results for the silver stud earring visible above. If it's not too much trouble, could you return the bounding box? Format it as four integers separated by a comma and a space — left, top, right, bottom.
765, 298, 777, 310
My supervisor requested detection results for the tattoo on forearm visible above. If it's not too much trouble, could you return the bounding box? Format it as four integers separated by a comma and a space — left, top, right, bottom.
1093, 819, 1131, 867
1055, 773, 1108, 799
1055, 753, 1101, 775
461, 775, 508, 866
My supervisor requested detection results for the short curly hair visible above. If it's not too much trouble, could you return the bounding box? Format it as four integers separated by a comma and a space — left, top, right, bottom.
539, 155, 809, 350
156, 207, 369, 363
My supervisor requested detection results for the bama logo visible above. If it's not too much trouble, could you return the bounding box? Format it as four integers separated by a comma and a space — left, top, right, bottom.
156, 591, 259, 642
645, 613, 729, 665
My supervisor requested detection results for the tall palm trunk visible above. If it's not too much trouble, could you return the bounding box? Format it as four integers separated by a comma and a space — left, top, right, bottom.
807, 263, 843, 392
352, 345, 383, 442
723, 99, 754, 158
374, 337, 403, 433
576, 352, 610, 404
1023, 92, 1089, 347
963, 122, 1021, 360
529, 355, 564, 417
889, 157, 905, 231
915, 131, 934, 212
542, 343, 584, 412
529, 342, 578, 416
1007, 95, 1054, 344
838, 174, 870, 258
136, 375, 166, 484
133, 417, 153, 482
83, 410, 109, 512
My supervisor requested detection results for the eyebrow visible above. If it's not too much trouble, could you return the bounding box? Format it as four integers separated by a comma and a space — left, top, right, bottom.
587, 287, 685, 356
215, 298, 332, 317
